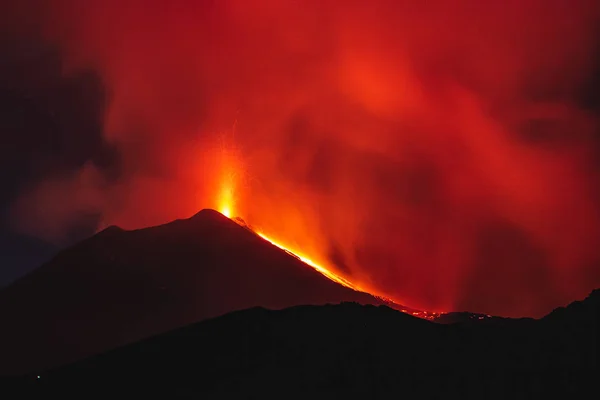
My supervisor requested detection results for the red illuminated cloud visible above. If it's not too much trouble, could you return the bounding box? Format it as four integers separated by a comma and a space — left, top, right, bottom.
7, 0, 600, 316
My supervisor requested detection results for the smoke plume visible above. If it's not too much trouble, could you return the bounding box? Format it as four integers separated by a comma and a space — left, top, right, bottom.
5, 0, 600, 316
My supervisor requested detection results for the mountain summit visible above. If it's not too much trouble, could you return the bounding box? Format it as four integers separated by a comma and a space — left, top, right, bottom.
0, 209, 387, 374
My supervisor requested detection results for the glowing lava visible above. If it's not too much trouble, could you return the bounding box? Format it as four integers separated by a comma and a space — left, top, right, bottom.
254, 231, 356, 290
219, 197, 232, 219
249, 223, 443, 320
214, 150, 442, 321
216, 165, 236, 219
221, 206, 231, 219
217, 184, 358, 290
215, 137, 240, 220
216, 202, 442, 320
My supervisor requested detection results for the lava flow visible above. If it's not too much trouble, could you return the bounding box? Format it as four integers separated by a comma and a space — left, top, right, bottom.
254, 230, 356, 290
213, 143, 443, 320
249, 217, 442, 321
216, 200, 441, 320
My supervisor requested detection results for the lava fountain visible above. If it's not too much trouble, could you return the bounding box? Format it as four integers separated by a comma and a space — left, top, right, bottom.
214, 152, 442, 321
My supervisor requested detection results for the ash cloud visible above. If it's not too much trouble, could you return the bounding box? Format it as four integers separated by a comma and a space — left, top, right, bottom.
0, 34, 119, 244
4, 0, 600, 316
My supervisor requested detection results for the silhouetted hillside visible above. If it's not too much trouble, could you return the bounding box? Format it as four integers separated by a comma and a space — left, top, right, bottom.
0, 209, 393, 375
7, 289, 598, 399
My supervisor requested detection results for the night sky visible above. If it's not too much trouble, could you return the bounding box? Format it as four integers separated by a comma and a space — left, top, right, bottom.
1, 0, 600, 317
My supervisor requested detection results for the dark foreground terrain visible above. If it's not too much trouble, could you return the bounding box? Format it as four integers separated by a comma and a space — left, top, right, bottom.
3, 288, 598, 399
0, 208, 597, 397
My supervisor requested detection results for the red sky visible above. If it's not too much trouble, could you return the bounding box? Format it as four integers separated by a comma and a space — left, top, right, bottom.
4, 0, 600, 317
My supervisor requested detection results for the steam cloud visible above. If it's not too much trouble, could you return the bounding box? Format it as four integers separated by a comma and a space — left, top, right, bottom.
5, 0, 600, 316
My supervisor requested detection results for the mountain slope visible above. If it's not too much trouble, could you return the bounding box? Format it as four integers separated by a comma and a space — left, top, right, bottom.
0, 209, 388, 375
12, 289, 600, 398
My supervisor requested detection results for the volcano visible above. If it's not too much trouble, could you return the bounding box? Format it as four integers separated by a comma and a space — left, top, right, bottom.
1, 209, 598, 397
0, 209, 402, 375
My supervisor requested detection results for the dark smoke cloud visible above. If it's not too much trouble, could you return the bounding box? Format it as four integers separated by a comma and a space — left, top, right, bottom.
0, 11, 120, 283
3, 0, 600, 316
0, 35, 118, 244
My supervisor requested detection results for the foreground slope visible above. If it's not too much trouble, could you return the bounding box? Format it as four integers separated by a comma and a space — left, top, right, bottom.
0, 209, 388, 374
11, 289, 599, 398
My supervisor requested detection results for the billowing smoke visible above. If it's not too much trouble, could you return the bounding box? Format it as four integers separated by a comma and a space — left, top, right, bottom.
5, 0, 600, 316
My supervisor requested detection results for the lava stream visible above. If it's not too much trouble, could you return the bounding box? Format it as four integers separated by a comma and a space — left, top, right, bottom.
216, 208, 442, 321
254, 231, 356, 290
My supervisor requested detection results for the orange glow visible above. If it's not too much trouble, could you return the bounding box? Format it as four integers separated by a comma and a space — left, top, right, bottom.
218, 192, 354, 289
218, 181, 234, 219
217, 192, 442, 321
215, 135, 242, 220
221, 205, 231, 219
29, 1, 600, 319
254, 231, 357, 290
212, 137, 444, 321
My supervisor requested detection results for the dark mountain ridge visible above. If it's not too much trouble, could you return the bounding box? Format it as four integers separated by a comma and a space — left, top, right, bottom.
5, 288, 598, 398
0, 209, 394, 375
